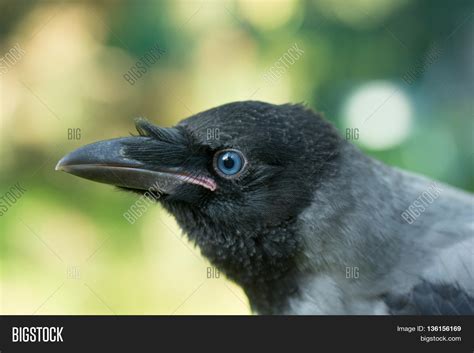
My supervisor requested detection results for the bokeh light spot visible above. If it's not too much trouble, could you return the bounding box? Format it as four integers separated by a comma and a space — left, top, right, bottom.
238, 0, 299, 31
343, 81, 413, 150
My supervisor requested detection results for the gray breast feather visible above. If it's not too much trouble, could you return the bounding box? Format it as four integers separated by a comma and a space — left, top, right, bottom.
294, 143, 474, 314
383, 281, 474, 315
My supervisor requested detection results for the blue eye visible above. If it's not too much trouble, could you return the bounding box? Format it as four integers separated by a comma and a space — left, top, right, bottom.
214, 149, 245, 177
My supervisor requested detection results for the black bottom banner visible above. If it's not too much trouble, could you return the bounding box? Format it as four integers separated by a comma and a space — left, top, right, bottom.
0, 315, 472, 352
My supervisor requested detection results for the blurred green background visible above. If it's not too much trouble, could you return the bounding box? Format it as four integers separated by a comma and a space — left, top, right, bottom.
0, 0, 472, 314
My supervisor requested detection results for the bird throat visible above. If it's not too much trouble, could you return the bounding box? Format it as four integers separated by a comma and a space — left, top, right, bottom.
164, 203, 304, 314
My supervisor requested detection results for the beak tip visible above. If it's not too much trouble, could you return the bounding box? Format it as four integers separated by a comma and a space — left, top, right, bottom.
55, 157, 67, 171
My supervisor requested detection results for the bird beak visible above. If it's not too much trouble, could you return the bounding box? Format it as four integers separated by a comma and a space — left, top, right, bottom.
55, 136, 217, 193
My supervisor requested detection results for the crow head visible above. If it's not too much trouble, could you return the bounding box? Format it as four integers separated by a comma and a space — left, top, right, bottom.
57, 101, 342, 313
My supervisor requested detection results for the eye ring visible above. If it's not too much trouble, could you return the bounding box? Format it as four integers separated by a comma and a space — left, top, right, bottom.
213, 149, 247, 179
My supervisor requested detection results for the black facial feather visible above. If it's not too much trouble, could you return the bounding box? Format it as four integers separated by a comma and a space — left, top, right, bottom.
131, 101, 343, 313
135, 117, 187, 145
122, 119, 214, 204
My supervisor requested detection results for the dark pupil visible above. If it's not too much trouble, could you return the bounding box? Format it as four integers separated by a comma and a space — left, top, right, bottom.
223, 155, 235, 169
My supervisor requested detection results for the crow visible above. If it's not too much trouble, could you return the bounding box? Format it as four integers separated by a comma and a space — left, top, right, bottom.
56, 101, 474, 315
